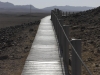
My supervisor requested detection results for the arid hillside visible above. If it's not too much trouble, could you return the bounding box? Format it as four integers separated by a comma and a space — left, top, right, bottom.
65, 6, 100, 75
0, 13, 49, 75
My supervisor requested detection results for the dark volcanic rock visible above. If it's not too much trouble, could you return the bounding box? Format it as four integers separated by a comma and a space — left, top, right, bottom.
0, 55, 8, 60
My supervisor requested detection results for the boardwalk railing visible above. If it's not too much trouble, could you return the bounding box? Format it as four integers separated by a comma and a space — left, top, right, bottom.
51, 9, 92, 75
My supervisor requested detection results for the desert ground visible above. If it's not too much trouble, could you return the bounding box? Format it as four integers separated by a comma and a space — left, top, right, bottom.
64, 7, 100, 75
0, 12, 50, 75
0, 6, 100, 75
0, 13, 50, 28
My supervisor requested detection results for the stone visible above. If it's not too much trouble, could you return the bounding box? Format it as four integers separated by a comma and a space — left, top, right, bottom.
0, 55, 8, 60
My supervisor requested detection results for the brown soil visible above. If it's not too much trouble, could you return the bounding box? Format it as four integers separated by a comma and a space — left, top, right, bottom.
0, 13, 49, 28
64, 6, 100, 75
0, 13, 49, 75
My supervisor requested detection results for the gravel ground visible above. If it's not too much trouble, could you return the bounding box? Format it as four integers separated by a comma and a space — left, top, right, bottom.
64, 6, 100, 75
0, 13, 49, 75
0, 21, 40, 75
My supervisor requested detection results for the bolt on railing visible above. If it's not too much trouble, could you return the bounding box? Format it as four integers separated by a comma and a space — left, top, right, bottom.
51, 9, 93, 75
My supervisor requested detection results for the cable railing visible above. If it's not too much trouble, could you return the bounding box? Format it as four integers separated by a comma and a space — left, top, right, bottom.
51, 9, 93, 75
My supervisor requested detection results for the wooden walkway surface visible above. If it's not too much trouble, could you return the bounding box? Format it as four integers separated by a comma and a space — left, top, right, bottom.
21, 16, 65, 75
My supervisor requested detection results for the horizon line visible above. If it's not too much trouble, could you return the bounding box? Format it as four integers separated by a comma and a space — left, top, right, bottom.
0, 1, 97, 9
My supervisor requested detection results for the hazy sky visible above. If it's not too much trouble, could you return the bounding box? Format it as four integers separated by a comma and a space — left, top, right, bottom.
0, 0, 100, 8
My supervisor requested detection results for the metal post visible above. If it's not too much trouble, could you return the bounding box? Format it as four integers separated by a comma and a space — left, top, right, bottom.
69, 12, 70, 16
59, 19, 63, 26
58, 19, 64, 55
57, 20, 60, 44
57, 18, 59, 39
56, 19, 59, 38
55, 17, 57, 33
60, 10, 62, 18
63, 12, 64, 16
54, 14, 56, 29
73, 12, 74, 15
57, 9, 60, 18
63, 25, 69, 74
71, 39, 82, 75
66, 12, 67, 17
51, 10, 53, 20
54, 8, 56, 12
57, 9, 59, 15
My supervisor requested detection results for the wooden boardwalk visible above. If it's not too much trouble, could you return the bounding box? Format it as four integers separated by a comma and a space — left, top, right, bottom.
21, 16, 65, 75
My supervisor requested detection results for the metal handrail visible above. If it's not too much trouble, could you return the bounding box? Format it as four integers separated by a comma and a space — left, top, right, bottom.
52, 11, 93, 75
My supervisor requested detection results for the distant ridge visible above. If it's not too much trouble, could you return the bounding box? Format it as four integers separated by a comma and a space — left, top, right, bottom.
43, 5, 95, 12
0, 1, 95, 13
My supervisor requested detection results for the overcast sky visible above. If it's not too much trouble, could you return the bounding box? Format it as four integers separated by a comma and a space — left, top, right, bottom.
0, 0, 100, 8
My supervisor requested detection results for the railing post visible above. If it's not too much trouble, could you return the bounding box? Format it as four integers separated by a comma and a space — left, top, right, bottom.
56, 19, 59, 38
69, 12, 70, 15
51, 9, 92, 75
58, 19, 64, 55
51, 10, 53, 20
62, 12, 64, 16
55, 16, 57, 33
56, 9, 58, 14
59, 10, 62, 19
71, 39, 82, 75
54, 13, 55, 28
57, 19, 61, 45
59, 19, 63, 26
66, 12, 67, 17
63, 25, 69, 74
57, 9, 60, 18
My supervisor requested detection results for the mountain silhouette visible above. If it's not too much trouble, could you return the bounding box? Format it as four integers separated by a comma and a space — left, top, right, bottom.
43, 5, 95, 12
0, 1, 95, 13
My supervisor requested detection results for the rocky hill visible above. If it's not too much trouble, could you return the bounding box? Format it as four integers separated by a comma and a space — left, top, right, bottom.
64, 6, 100, 75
